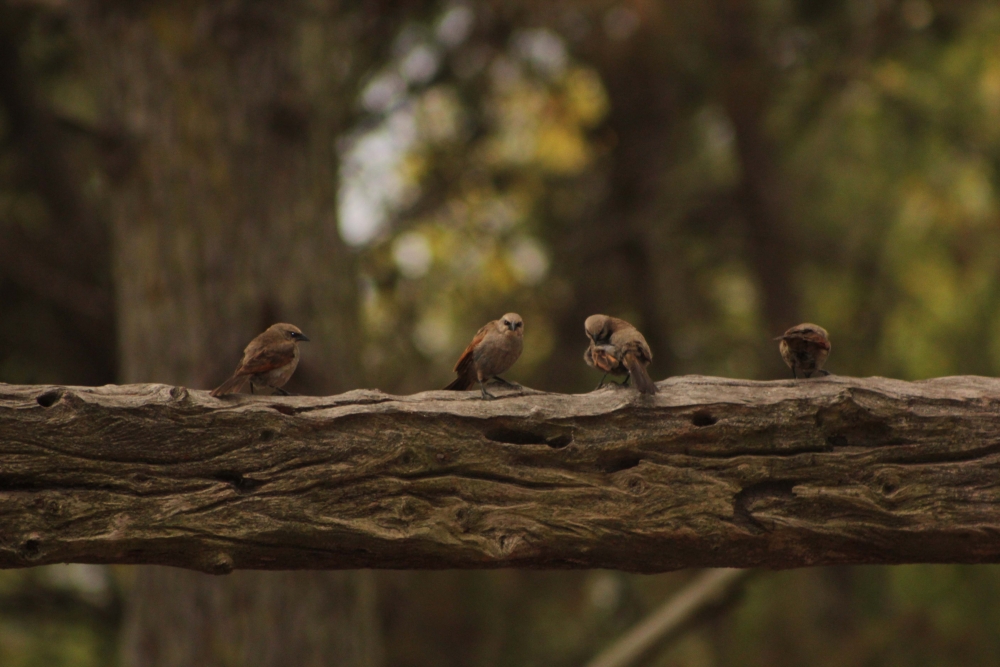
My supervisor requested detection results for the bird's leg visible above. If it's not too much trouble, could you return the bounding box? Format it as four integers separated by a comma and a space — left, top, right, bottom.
479, 380, 497, 400
275, 387, 291, 396
622, 374, 631, 387
818, 370, 830, 376
251, 383, 256, 395
792, 367, 798, 380
595, 373, 609, 390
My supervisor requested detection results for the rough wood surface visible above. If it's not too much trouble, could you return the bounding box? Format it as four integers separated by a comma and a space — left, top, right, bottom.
2, 375, 1000, 573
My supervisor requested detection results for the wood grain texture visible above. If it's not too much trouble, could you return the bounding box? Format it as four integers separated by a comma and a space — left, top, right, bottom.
2, 375, 1000, 573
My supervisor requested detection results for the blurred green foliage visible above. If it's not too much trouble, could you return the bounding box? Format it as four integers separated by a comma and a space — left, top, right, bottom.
346, 1, 1000, 390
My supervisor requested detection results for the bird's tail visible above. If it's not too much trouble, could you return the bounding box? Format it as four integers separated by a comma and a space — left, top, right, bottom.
444, 375, 474, 391
623, 353, 657, 395
210, 374, 249, 397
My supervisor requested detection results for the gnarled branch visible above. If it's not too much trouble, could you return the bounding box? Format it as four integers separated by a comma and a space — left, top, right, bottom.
1, 375, 999, 573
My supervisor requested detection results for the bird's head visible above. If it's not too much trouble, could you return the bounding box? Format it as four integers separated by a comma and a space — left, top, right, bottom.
270, 323, 310, 343
500, 313, 524, 336
775, 322, 829, 349
584, 314, 612, 343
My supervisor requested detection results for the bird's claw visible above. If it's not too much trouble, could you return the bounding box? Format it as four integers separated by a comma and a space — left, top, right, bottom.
479, 381, 498, 400
492, 376, 521, 389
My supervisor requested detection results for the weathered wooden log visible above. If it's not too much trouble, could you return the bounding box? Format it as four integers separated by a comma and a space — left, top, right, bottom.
1, 375, 999, 573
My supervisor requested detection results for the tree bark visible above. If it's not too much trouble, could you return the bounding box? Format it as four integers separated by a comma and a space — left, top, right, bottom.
4, 375, 1000, 572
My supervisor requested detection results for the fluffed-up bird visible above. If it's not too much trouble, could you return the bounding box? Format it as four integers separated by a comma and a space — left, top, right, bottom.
584, 314, 657, 395
444, 313, 524, 400
210, 323, 310, 397
775, 323, 830, 379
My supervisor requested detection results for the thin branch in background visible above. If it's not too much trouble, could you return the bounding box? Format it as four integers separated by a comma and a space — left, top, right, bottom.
584, 568, 754, 667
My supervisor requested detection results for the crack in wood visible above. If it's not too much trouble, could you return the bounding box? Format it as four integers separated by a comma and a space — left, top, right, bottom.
732, 480, 798, 534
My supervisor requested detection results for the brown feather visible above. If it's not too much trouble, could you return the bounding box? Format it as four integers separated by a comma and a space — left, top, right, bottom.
584, 314, 657, 394
453, 326, 489, 374
776, 323, 831, 378
236, 342, 297, 376
445, 315, 523, 394
623, 351, 657, 395
588, 346, 619, 374
210, 323, 306, 396
444, 375, 474, 391
209, 374, 249, 397
445, 325, 488, 390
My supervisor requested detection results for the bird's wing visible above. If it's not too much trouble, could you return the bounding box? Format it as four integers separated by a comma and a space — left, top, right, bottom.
635, 337, 653, 363
788, 330, 830, 350
235, 340, 297, 376
612, 328, 653, 364
589, 345, 620, 373
453, 323, 491, 375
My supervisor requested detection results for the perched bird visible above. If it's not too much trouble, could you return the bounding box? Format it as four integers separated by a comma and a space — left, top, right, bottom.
444, 313, 524, 400
775, 323, 831, 379
210, 323, 310, 397
584, 314, 657, 395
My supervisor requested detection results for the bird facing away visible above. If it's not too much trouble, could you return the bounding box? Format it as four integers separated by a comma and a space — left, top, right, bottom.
210, 323, 310, 397
775, 323, 831, 379
584, 314, 657, 395
444, 313, 524, 400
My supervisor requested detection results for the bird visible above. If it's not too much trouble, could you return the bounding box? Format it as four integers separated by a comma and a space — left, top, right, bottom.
584, 314, 657, 395
444, 313, 524, 400
210, 323, 310, 397
775, 323, 831, 379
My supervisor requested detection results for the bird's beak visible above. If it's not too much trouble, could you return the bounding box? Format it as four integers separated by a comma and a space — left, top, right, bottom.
773, 335, 786, 341
298, 334, 310, 342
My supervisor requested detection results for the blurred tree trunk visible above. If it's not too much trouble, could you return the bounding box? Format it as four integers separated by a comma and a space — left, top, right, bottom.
542, 12, 682, 391
73, 2, 398, 665
79, 2, 365, 393
716, 0, 801, 340
0, 1, 116, 385
550, 0, 801, 383
122, 569, 382, 667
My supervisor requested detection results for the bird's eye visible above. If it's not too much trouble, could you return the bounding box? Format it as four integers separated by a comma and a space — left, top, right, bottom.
502, 320, 509, 326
